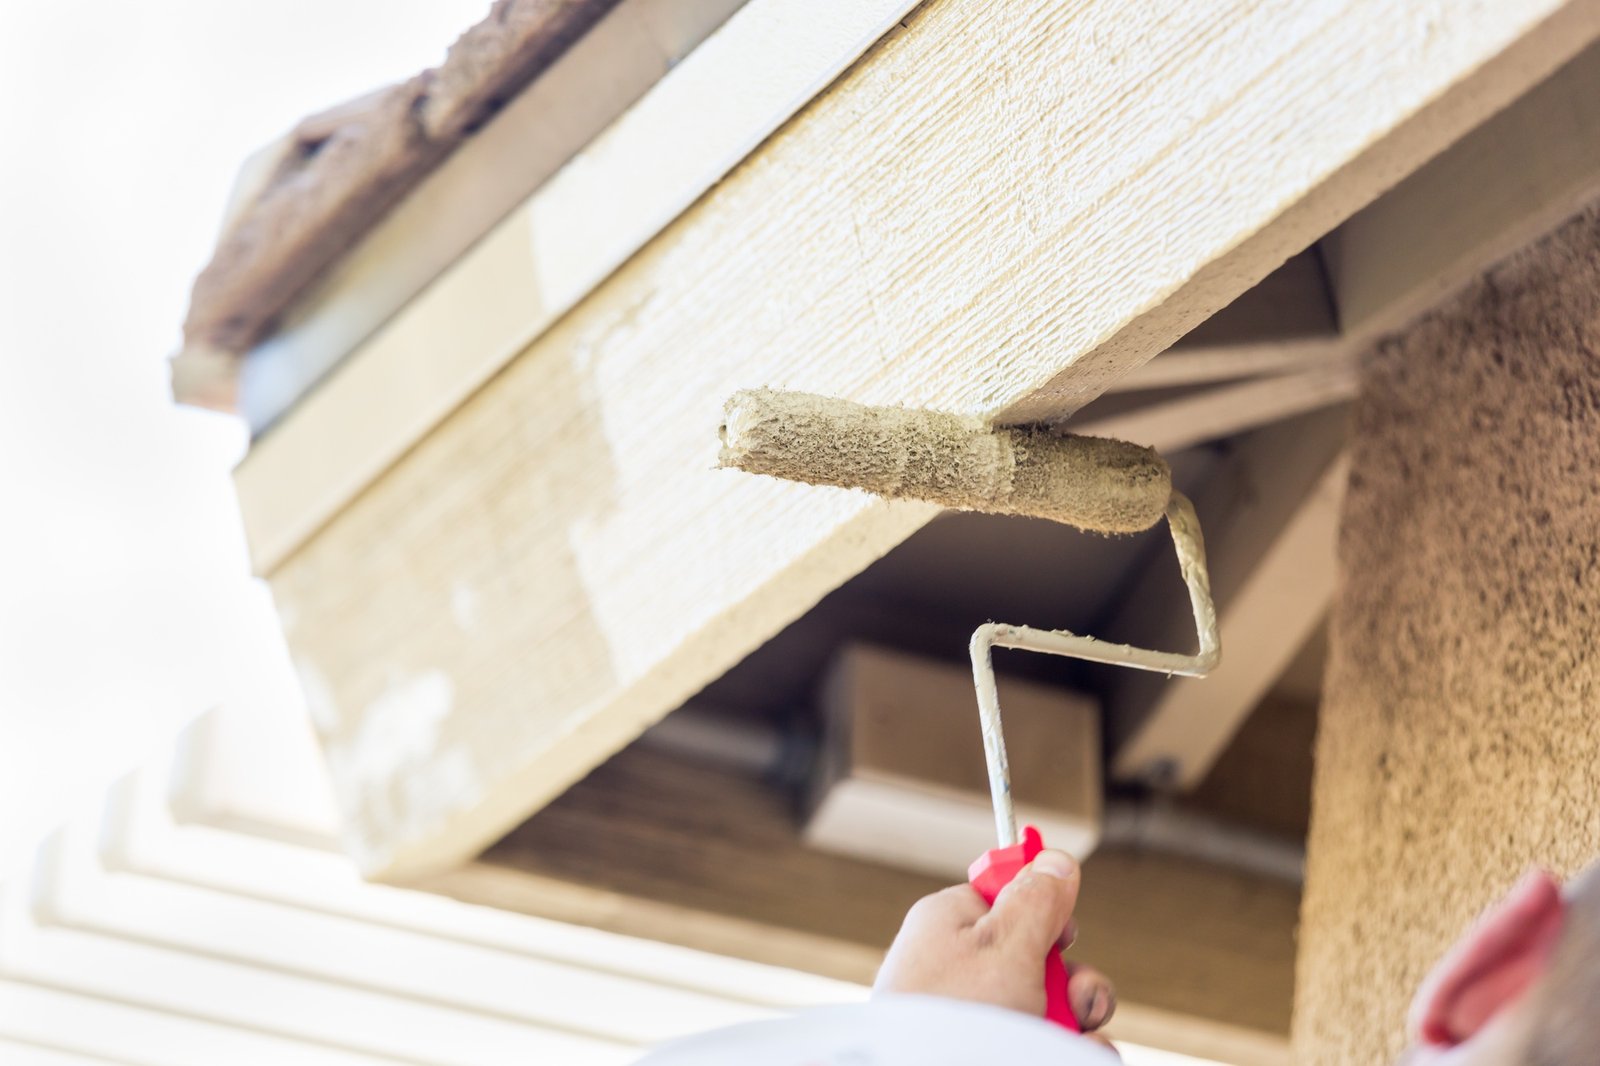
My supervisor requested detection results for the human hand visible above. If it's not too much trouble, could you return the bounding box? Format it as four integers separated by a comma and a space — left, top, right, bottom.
873, 849, 1118, 1053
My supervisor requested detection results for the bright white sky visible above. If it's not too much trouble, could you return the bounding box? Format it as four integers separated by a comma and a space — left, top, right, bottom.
0, 0, 491, 878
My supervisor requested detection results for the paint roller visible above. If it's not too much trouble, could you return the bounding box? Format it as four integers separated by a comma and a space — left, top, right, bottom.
718, 387, 1221, 1033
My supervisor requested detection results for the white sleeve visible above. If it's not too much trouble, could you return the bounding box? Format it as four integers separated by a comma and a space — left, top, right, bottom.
636, 994, 1118, 1066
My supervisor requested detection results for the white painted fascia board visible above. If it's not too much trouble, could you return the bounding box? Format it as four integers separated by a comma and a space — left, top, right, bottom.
236, 0, 927, 574
239, 0, 753, 433
38, 820, 776, 1046
3, 864, 636, 1065
0, 977, 405, 1066
0, 1036, 127, 1066
100, 758, 863, 1011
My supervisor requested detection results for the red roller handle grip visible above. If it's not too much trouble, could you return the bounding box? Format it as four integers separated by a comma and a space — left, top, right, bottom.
968, 825, 1081, 1033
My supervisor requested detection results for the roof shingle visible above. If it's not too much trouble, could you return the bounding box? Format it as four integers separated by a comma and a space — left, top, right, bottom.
177, 0, 620, 409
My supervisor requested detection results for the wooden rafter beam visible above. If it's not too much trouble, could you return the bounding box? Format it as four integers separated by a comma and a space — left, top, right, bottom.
1110, 445, 1349, 789
1075, 360, 1359, 454
1105, 36, 1600, 786
257, 0, 1600, 880
1325, 36, 1600, 341
1106, 249, 1343, 392
1113, 35, 1600, 403
1104, 338, 1347, 392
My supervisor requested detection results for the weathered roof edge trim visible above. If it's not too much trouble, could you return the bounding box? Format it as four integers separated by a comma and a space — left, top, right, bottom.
176, 0, 621, 410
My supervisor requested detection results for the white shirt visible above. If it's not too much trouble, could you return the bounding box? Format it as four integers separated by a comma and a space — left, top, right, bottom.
638, 995, 1119, 1065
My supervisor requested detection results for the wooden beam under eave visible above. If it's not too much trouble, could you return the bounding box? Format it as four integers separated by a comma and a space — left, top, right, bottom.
1127, 39, 1600, 403
1325, 36, 1600, 342
1101, 409, 1348, 787
1107, 40, 1600, 787
1114, 454, 1348, 789
1106, 249, 1344, 392
419, 746, 1299, 1062
1074, 360, 1359, 454
264, 0, 1600, 880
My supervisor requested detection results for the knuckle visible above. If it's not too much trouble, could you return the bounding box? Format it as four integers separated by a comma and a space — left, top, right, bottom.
1008, 870, 1067, 908
905, 885, 968, 924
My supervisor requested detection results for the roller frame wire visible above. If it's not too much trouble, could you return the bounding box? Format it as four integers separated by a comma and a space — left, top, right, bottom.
969, 491, 1220, 847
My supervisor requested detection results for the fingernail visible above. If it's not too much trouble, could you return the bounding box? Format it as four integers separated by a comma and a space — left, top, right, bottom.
1089, 989, 1109, 1027
1031, 850, 1078, 880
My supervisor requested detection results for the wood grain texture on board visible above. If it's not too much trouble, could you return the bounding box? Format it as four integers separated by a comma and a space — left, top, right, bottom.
422, 745, 1300, 1043
268, 0, 1600, 878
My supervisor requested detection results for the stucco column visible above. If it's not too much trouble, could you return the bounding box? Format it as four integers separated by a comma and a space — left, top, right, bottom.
1294, 206, 1600, 1065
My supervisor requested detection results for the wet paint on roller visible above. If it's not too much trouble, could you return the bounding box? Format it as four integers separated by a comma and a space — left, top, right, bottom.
718, 388, 1172, 535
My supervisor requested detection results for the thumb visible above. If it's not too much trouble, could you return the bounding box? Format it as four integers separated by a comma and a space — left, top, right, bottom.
981, 850, 1081, 955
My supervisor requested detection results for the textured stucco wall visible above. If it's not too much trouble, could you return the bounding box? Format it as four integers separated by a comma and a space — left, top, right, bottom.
1295, 206, 1600, 1065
